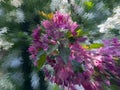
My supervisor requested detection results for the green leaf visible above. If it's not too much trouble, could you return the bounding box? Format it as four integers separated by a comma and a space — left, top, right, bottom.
82, 43, 104, 50
75, 0, 80, 4
37, 51, 46, 69
72, 60, 85, 73
76, 29, 88, 37
102, 84, 110, 90
66, 31, 73, 38
89, 43, 104, 49
68, 37, 76, 43
59, 45, 70, 64
84, 1, 94, 10
37, 50, 45, 60
110, 85, 120, 90
54, 84, 59, 90
46, 44, 58, 55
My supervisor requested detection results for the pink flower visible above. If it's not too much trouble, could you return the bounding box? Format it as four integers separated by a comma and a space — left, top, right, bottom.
32, 26, 40, 41
69, 22, 79, 35
52, 11, 70, 29
29, 11, 120, 90
41, 20, 52, 29
70, 42, 89, 63
28, 45, 38, 60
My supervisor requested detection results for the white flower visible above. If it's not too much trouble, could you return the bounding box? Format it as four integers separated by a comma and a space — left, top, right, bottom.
6, 9, 24, 23
98, 24, 107, 33
113, 6, 120, 14
0, 27, 8, 35
50, 0, 70, 13
1, 51, 22, 70
10, 57, 22, 68
50, 0, 61, 11
83, 13, 95, 20
98, 6, 120, 33
0, 27, 13, 50
31, 71, 40, 89
15, 10, 24, 23
2, 55, 22, 69
10, 0, 23, 7
6, 10, 16, 22
0, 38, 13, 50
0, 74, 15, 90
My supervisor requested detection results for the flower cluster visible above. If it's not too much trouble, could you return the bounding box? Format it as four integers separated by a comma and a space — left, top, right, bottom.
98, 6, 120, 33
50, 0, 71, 13
29, 11, 120, 90
99, 38, 120, 77
29, 11, 78, 61
10, 0, 23, 8
6, 9, 24, 23
0, 27, 13, 50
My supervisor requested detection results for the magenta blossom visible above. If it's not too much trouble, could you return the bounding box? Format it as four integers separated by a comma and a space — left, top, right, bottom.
29, 11, 120, 90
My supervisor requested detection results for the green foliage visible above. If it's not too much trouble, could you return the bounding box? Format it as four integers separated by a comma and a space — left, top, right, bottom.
76, 29, 88, 37
72, 60, 85, 73
88, 43, 104, 49
59, 45, 70, 64
84, 1, 94, 11
53, 84, 59, 90
47, 44, 58, 55
82, 43, 104, 49
0, 74, 15, 90
37, 51, 46, 70
0, 0, 51, 90
110, 85, 120, 90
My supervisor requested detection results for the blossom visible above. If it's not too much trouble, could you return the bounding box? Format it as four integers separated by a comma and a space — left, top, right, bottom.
10, 57, 22, 68
0, 27, 13, 50
83, 13, 95, 20
70, 42, 89, 63
15, 10, 24, 23
42, 20, 53, 29
29, 11, 120, 90
6, 9, 24, 23
31, 71, 40, 89
100, 38, 120, 57
41, 11, 79, 34
0, 38, 13, 50
10, 0, 23, 7
29, 11, 100, 90
95, 38, 120, 80
50, 0, 70, 13
0, 27, 7, 35
98, 6, 120, 33
0, 75, 15, 90
28, 45, 38, 59
32, 26, 40, 41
